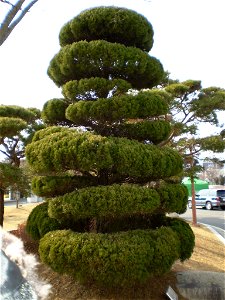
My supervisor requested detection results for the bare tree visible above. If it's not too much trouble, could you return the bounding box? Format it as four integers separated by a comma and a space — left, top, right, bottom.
0, 0, 38, 46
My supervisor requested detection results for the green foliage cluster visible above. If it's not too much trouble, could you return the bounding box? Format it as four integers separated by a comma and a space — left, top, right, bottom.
59, 6, 154, 51
156, 183, 188, 214
26, 202, 62, 240
66, 90, 169, 123
48, 184, 160, 220
62, 78, 132, 101
26, 128, 183, 178
165, 217, 195, 261
32, 175, 98, 197
0, 105, 37, 122
115, 120, 171, 143
47, 40, 164, 89
39, 218, 193, 286
0, 117, 27, 137
42, 98, 70, 125
0, 163, 29, 193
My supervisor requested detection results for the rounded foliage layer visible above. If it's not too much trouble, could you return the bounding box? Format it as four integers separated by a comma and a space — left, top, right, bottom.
0, 117, 27, 137
165, 217, 195, 261
41, 98, 71, 125
66, 90, 169, 123
62, 78, 132, 101
26, 202, 62, 240
39, 226, 181, 286
48, 183, 188, 222
156, 183, 188, 214
32, 175, 98, 197
0, 105, 37, 122
113, 120, 172, 143
59, 6, 154, 51
48, 184, 161, 220
26, 128, 183, 179
47, 40, 164, 89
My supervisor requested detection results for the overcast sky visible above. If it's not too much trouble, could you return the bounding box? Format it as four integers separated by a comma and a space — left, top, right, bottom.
0, 0, 224, 139
0, 0, 225, 109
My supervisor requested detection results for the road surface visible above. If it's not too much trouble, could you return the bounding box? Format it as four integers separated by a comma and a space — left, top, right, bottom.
180, 207, 225, 239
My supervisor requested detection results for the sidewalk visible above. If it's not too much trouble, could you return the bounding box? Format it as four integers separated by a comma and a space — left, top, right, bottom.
176, 271, 225, 300
174, 222, 225, 299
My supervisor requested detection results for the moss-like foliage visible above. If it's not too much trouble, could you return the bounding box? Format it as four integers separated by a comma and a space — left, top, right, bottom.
39, 227, 180, 286
26, 202, 62, 240
47, 40, 164, 89
59, 6, 154, 51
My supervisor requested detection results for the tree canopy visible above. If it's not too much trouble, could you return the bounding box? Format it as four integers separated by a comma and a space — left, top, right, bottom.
0, 105, 43, 166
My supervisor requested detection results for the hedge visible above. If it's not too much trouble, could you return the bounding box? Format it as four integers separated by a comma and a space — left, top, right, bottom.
47, 40, 164, 89
59, 6, 154, 51
39, 226, 181, 286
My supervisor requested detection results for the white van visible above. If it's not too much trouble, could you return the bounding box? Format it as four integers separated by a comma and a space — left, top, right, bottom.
188, 188, 225, 210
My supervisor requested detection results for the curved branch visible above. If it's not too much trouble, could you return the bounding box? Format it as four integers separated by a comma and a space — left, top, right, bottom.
0, 0, 38, 46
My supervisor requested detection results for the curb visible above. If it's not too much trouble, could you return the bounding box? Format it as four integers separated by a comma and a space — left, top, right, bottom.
199, 222, 225, 245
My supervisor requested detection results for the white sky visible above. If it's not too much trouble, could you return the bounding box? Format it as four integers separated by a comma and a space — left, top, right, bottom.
0, 0, 224, 140
0, 0, 225, 162
0, 0, 225, 131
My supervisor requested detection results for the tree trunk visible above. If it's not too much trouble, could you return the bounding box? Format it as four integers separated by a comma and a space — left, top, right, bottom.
190, 175, 197, 225
0, 188, 5, 227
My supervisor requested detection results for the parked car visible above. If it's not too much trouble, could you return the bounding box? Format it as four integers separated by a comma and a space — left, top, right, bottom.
188, 188, 225, 210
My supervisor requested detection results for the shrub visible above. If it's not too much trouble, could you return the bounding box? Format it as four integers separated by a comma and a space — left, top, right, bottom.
39, 226, 180, 287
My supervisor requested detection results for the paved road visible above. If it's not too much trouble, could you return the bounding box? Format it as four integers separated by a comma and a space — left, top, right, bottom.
180, 207, 225, 239
4, 199, 28, 206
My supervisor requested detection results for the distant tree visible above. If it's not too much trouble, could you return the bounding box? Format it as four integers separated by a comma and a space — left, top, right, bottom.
0, 105, 44, 166
0, 105, 43, 216
0, 0, 38, 46
160, 80, 225, 224
0, 162, 29, 226
26, 7, 194, 287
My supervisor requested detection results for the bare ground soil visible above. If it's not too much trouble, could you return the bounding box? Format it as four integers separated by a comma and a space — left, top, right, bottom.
3, 203, 225, 300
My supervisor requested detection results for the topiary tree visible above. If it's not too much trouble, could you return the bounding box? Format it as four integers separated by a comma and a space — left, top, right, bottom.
26, 6, 194, 287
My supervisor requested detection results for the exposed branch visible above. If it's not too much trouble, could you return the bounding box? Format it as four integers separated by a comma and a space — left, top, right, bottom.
0, 0, 38, 46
